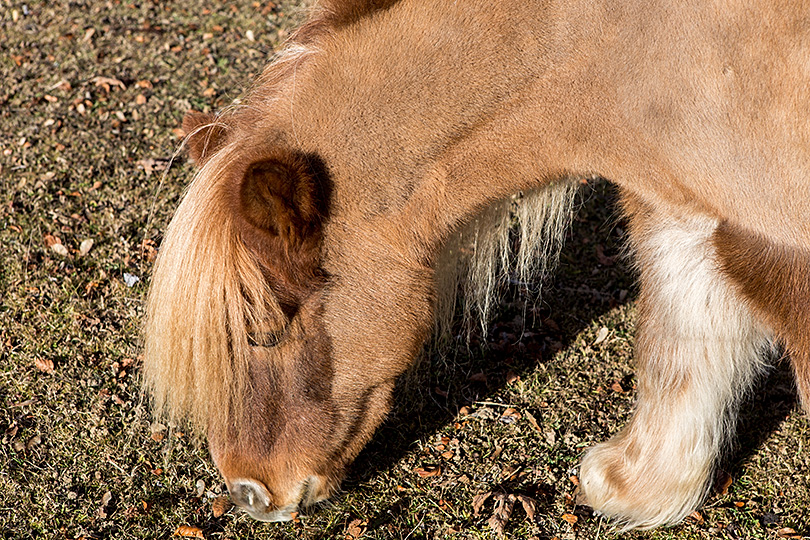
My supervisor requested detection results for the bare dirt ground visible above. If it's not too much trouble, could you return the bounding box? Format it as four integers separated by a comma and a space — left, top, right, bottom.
1, 1, 808, 539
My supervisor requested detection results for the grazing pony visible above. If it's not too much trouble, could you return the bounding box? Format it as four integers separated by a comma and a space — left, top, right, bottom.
144, 0, 810, 529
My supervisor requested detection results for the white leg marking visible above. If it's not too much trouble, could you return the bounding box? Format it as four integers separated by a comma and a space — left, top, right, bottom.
579, 214, 769, 529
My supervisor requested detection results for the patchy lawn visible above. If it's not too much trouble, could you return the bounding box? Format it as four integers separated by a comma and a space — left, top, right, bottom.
1, 1, 808, 539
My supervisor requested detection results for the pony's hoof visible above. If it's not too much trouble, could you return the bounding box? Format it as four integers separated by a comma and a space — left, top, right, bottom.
579, 438, 709, 529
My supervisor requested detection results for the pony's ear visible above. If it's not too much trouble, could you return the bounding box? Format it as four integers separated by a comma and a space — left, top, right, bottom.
182, 111, 227, 164
239, 155, 325, 245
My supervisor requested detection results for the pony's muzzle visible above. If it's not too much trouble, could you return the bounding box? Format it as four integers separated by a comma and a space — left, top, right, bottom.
229, 478, 298, 522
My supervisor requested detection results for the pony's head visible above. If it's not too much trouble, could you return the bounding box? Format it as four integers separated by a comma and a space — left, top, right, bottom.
144, 104, 437, 520
143, 0, 581, 521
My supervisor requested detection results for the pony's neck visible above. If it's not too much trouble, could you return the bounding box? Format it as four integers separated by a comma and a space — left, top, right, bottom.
280, 0, 594, 261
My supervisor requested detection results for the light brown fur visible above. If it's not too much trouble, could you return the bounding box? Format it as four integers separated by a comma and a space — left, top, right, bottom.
144, 0, 810, 527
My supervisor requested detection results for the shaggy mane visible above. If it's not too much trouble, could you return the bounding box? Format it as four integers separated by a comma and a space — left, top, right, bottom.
435, 180, 580, 339
144, 143, 289, 434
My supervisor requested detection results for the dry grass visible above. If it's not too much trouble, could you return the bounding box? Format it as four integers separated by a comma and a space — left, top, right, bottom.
1, 1, 808, 539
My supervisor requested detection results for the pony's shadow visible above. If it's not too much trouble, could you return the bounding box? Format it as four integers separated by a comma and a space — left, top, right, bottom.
340, 180, 801, 525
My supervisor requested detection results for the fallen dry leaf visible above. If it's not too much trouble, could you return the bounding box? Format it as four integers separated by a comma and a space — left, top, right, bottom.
173, 525, 204, 539
79, 239, 94, 256
499, 408, 521, 424
715, 471, 733, 495
594, 326, 609, 345
487, 493, 516, 536
35, 358, 55, 373
211, 496, 232, 518
524, 410, 542, 433
414, 465, 441, 478
51, 243, 69, 257
25, 434, 42, 450
43, 234, 59, 247
93, 76, 126, 92
516, 495, 537, 521
777, 528, 802, 539
561, 513, 578, 525
346, 518, 366, 539
472, 491, 491, 516
595, 244, 615, 266
10, 398, 36, 408
688, 510, 704, 524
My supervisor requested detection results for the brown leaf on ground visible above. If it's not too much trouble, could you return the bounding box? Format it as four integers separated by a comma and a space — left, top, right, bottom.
561, 513, 578, 525
51, 242, 69, 257
777, 528, 803, 539
25, 434, 42, 450
173, 525, 204, 538
345, 518, 366, 539
517, 495, 537, 521
594, 326, 609, 345
523, 410, 542, 433
92, 76, 126, 92
715, 470, 733, 495
595, 244, 615, 266
211, 496, 232, 518
688, 510, 705, 524
35, 358, 55, 373
472, 491, 491, 516
487, 493, 516, 536
414, 465, 441, 478
499, 408, 521, 424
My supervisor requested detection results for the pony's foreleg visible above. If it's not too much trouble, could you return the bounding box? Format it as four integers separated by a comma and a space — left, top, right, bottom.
579, 202, 769, 529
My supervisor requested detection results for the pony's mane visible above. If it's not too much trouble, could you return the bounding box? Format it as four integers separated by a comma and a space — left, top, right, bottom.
434, 180, 580, 340
144, 144, 289, 434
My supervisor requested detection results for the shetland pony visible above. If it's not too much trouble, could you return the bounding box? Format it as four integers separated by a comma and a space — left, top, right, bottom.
144, 0, 810, 529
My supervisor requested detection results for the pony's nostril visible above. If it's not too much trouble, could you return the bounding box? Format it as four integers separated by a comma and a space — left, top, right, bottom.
230, 478, 272, 514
